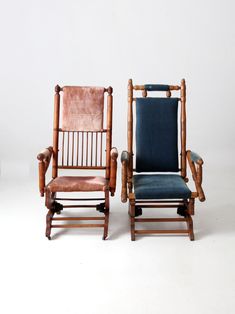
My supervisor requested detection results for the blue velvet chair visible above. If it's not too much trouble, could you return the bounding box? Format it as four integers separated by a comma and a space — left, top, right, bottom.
121, 79, 205, 241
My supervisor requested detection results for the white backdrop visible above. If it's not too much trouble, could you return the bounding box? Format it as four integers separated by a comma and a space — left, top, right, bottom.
0, 0, 234, 177
1, 2, 235, 314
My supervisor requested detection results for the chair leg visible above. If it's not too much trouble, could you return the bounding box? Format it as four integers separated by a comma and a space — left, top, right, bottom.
188, 198, 195, 215
186, 214, 194, 241
103, 190, 110, 240
129, 198, 136, 241
130, 218, 135, 241
129, 193, 135, 241
45, 190, 55, 240
45, 210, 53, 240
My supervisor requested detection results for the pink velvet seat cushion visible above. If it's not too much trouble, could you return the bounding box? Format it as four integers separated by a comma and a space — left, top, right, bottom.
47, 176, 107, 192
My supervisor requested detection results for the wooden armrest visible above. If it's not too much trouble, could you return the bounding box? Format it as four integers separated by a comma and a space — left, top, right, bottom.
37, 147, 53, 162
37, 146, 53, 197
187, 150, 205, 202
109, 147, 118, 196
121, 151, 130, 163
190, 151, 203, 166
121, 151, 130, 203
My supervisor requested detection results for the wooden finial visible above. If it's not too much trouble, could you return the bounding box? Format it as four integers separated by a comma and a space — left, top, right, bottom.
128, 79, 133, 95
55, 85, 61, 93
107, 86, 113, 95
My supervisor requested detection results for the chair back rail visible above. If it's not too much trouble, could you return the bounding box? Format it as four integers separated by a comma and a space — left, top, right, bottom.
52, 85, 112, 178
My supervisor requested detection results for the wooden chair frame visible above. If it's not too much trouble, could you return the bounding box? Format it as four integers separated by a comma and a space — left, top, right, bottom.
121, 79, 205, 241
37, 85, 118, 240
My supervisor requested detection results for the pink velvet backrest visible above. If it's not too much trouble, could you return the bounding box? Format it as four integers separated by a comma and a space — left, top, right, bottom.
62, 86, 105, 131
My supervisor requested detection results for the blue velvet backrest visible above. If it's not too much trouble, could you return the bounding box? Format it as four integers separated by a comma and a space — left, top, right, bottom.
135, 97, 179, 172
144, 84, 170, 91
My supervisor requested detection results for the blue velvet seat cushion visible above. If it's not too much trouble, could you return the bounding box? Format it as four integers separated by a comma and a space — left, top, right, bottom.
133, 174, 191, 199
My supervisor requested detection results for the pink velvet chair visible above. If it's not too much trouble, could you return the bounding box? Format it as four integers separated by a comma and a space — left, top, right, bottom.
37, 85, 118, 240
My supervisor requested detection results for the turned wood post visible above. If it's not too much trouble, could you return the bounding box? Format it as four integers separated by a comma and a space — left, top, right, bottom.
127, 79, 133, 192
121, 161, 128, 202
105, 87, 113, 180
166, 90, 171, 97
142, 89, 147, 97
38, 161, 45, 196
110, 148, 118, 196
129, 193, 136, 241
52, 85, 61, 178
188, 198, 195, 215
180, 79, 187, 178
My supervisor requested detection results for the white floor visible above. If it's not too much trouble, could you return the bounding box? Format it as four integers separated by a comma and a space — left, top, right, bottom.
0, 166, 235, 314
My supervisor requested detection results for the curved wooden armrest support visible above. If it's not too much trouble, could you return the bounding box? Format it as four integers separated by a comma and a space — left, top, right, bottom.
121, 151, 130, 203
109, 147, 118, 196
187, 150, 205, 202
37, 146, 53, 197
